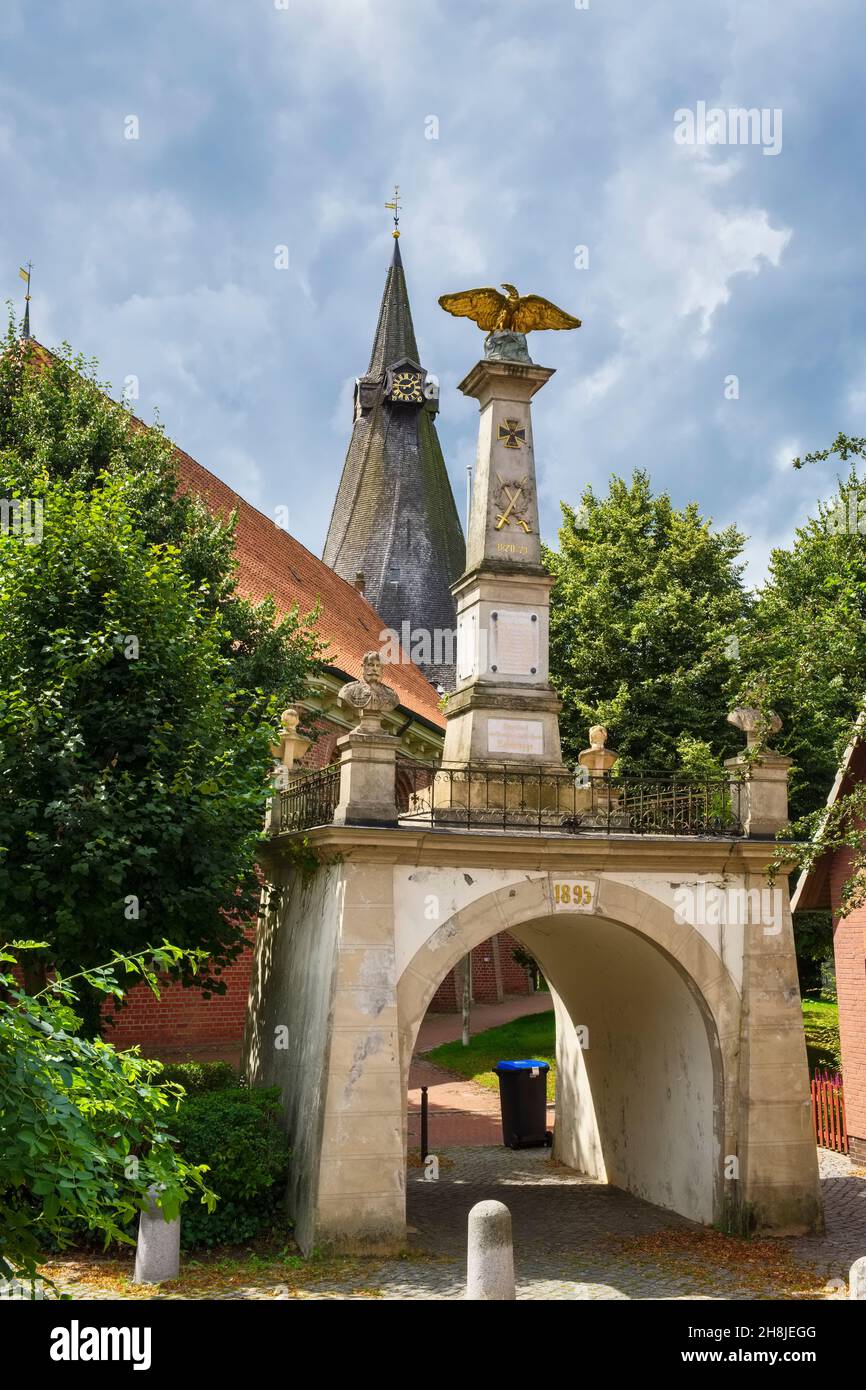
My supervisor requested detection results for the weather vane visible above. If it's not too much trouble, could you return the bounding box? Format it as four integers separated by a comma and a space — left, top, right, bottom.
384, 185, 402, 239
19, 260, 32, 339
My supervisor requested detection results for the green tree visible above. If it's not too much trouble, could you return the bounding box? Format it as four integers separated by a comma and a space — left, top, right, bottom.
0, 329, 319, 1031
0, 941, 216, 1288
742, 441, 866, 821
547, 471, 748, 771
744, 436, 866, 979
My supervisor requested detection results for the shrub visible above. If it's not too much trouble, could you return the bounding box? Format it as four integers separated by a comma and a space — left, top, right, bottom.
0, 941, 215, 1283
169, 1087, 290, 1248
156, 1060, 238, 1095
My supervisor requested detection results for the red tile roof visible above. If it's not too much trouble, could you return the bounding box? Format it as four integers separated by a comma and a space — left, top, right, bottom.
172, 447, 445, 729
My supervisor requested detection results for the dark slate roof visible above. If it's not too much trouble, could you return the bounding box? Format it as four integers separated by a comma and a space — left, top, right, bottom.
364, 237, 420, 380
322, 240, 465, 689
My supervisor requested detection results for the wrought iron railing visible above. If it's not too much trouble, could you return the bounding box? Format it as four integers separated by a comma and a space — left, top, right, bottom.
273, 758, 744, 837
399, 762, 744, 837
278, 762, 341, 832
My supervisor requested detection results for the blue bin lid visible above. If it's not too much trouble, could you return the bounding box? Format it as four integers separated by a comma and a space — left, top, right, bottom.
494, 1058, 550, 1072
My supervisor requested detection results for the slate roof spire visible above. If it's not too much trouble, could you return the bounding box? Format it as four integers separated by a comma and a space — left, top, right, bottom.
364, 234, 420, 380
322, 236, 465, 690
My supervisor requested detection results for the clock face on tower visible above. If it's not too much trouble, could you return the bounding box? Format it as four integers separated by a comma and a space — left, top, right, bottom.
388, 369, 425, 405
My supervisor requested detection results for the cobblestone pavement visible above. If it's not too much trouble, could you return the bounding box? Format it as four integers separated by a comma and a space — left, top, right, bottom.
791, 1148, 866, 1283
45, 1147, 866, 1301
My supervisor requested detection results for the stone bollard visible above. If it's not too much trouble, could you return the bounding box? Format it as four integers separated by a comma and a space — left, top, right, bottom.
466, 1199, 515, 1300
133, 1186, 180, 1285
850, 1257, 866, 1298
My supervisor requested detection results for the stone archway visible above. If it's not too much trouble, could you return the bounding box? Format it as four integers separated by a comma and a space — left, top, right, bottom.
397, 873, 739, 1226
246, 833, 821, 1251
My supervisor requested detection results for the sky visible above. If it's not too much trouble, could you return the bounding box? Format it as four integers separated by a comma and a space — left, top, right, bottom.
2, 0, 864, 587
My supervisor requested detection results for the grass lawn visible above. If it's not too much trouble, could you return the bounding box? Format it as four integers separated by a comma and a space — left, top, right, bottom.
424, 996, 842, 1097
423, 1009, 557, 1101
802, 995, 841, 1073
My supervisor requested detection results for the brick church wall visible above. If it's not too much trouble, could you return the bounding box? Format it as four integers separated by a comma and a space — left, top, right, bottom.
106, 926, 532, 1050
102, 925, 256, 1052
830, 847, 866, 1161
298, 716, 342, 771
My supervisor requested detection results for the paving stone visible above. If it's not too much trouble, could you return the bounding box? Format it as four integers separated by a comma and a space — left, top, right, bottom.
49, 1147, 866, 1301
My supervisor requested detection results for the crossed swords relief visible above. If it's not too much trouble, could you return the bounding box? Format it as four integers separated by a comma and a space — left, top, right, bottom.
494, 474, 532, 532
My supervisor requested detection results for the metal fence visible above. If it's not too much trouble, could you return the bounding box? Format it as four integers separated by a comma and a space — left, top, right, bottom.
399, 763, 743, 836
278, 761, 340, 832
275, 758, 743, 837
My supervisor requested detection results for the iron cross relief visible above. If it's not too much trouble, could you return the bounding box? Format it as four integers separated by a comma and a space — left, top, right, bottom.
498, 418, 526, 449
494, 475, 532, 533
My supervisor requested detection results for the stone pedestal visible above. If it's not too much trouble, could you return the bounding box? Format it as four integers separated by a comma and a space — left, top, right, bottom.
725, 708, 791, 839
725, 753, 793, 838
442, 355, 566, 775
330, 651, 401, 828
332, 730, 399, 828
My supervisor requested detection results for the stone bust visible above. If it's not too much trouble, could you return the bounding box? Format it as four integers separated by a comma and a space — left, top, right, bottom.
339, 651, 399, 731
727, 707, 782, 750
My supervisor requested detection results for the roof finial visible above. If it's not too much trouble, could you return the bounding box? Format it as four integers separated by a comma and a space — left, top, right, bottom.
384, 185, 402, 239
18, 261, 32, 339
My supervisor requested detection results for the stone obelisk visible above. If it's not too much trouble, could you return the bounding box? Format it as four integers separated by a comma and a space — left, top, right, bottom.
442, 336, 565, 771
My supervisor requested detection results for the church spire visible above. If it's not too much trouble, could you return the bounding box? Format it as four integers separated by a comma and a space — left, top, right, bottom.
364, 227, 420, 380
322, 231, 465, 690
19, 262, 32, 339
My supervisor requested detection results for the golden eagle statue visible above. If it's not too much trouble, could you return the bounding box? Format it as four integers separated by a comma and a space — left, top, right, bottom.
438, 282, 581, 335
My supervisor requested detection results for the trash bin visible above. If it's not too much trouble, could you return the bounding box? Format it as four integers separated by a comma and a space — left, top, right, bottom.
493, 1059, 552, 1149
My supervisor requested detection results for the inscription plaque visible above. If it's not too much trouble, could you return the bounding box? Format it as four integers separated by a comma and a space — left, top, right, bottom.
490, 609, 539, 676
487, 718, 544, 756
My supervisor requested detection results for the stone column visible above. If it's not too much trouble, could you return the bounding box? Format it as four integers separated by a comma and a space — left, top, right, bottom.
314, 861, 405, 1252
735, 872, 822, 1233
442, 349, 565, 771
724, 708, 792, 837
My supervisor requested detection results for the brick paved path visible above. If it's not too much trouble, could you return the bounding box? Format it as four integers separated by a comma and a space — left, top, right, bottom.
407, 1059, 555, 1147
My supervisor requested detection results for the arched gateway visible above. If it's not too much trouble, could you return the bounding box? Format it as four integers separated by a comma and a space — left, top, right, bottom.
245, 813, 820, 1253
244, 332, 820, 1254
